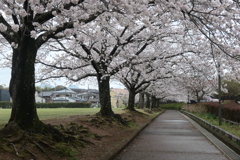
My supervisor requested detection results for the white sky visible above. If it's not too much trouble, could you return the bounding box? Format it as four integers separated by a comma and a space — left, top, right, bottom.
0, 68, 125, 89
0, 68, 11, 87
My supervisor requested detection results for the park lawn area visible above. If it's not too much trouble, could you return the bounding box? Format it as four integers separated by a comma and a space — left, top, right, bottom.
0, 108, 124, 129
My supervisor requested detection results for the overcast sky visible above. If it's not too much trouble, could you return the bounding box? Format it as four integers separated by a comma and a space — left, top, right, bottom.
0, 68, 124, 89
0, 68, 11, 86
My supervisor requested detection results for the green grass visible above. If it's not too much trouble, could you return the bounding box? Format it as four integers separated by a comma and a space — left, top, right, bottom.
0, 108, 124, 129
194, 112, 240, 138
159, 103, 185, 110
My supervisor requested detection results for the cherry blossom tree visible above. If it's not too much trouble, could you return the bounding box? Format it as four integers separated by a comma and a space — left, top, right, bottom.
35, 0, 240, 113
35, 1, 186, 115
0, 0, 109, 132
0, 0, 239, 130
175, 53, 218, 102
115, 46, 178, 110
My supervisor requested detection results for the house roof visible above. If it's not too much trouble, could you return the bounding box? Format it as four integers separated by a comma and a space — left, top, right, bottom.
39, 91, 54, 97
40, 89, 78, 97
70, 88, 99, 94
78, 92, 98, 96
54, 89, 77, 94
69, 88, 87, 93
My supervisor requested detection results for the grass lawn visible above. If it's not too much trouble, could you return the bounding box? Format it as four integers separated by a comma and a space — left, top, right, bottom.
0, 108, 124, 129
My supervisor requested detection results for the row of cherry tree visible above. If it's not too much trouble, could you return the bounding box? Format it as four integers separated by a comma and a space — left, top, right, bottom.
0, 0, 239, 132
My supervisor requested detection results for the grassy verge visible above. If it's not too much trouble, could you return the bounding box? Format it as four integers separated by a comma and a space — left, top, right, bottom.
191, 112, 240, 138
0, 108, 124, 129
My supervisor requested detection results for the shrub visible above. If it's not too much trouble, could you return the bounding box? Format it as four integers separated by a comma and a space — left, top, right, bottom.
36, 102, 91, 108
183, 104, 207, 114
159, 103, 184, 110
199, 101, 240, 123
0, 101, 12, 108
0, 102, 91, 108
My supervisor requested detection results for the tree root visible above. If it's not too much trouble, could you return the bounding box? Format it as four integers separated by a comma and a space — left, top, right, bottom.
0, 120, 104, 159
32, 140, 53, 160
25, 148, 38, 160
9, 143, 18, 156
113, 114, 127, 125
8, 131, 25, 143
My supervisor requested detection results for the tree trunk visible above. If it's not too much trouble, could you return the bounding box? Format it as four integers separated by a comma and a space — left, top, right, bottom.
196, 91, 200, 102
97, 76, 114, 116
127, 89, 136, 111
151, 95, 157, 108
138, 92, 145, 109
145, 93, 150, 109
8, 38, 40, 129
156, 98, 160, 108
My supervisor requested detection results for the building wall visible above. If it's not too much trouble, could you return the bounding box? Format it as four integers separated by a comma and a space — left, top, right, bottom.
0, 89, 10, 101
110, 91, 117, 108
110, 89, 128, 108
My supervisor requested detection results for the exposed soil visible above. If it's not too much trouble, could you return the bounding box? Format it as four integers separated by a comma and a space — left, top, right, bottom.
0, 109, 162, 160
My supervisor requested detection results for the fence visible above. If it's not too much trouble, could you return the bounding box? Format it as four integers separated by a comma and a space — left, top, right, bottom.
181, 111, 240, 145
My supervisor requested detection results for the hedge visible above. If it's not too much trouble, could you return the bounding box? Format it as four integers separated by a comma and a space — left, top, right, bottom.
0, 102, 91, 108
0, 101, 12, 108
36, 102, 91, 108
159, 103, 184, 110
200, 101, 240, 123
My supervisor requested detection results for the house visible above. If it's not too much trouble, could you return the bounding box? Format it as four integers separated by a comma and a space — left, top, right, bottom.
53, 89, 78, 98
39, 89, 78, 103
77, 91, 99, 107
110, 88, 128, 108
39, 88, 100, 105
0, 89, 10, 101
51, 97, 86, 103
35, 91, 45, 103
39, 91, 55, 103
69, 88, 99, 106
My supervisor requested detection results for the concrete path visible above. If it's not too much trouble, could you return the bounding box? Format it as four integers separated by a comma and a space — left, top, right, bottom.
114, 110, 236, 160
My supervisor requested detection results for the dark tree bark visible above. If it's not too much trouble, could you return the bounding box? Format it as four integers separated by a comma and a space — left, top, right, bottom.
138, 92, 145, 109
156, 98, 160, 108
151, 95, 157, 108
145, 93, 150, 109
97, 75, 114, 116
8, 37, 40, 129
0, 1, 103, 137
127, 89, 136, 111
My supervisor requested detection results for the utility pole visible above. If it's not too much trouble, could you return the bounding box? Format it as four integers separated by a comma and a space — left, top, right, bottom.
218, 63, 222, 126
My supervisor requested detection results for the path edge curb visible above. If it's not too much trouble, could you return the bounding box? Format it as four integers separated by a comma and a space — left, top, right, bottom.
181, 111, 240, 160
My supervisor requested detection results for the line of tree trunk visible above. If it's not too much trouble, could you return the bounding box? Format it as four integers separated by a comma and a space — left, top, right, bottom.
127, 88, 137, 111
138, 92, 145, 109
8, 36, 41, 130
97, 75, 114, 116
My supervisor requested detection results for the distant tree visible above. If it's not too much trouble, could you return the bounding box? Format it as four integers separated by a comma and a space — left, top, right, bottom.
54, 85, 67, 91
219, 80, 240, 99
0, 84, 8, 90
175, 54, 217, 102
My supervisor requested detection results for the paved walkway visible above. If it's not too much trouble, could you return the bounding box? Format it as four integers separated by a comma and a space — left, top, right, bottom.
114, 110, 239, 160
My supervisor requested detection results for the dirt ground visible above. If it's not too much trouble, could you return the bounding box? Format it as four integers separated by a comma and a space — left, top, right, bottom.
0, 109, 161, 160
